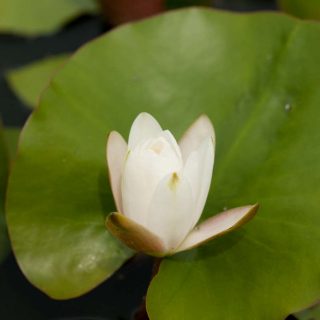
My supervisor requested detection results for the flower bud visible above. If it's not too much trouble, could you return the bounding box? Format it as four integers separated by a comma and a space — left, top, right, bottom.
106, 113, 258, 256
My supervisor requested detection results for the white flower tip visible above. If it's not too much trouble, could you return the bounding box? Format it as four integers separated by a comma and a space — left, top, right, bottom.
106, 130, 121, 150
198, 114, 215, 137
241, 203, 259, 222
134, 112, 156, 124
128, 112, 162, 149
179, 114, 215, 161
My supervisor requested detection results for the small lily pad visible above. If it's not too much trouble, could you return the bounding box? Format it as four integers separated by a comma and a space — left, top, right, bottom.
0, 0, 98, 36
6, 54, 69, 109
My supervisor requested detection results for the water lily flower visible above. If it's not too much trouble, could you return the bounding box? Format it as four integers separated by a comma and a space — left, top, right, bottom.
106, 113, 258, 256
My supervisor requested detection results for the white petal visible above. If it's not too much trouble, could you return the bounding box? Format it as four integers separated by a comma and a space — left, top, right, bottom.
128, 113, 162, 150
175, 204, 259, 253
121, 137, 182, 224
106, 212, 167, 256
183, 137, 214, 229
146, 173, 195, 252
106, 131, 127, 212
160, 130, 182, 162
179, 114, 215, 162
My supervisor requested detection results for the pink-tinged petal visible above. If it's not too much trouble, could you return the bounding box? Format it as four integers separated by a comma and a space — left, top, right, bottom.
183, 137, 214, 229
128, 112, 162, 150
175, 204, 259, 253
146, 172, 195, 252
106, 131, 127, 212
179, 114, 215, 162
106, 212, 167, 257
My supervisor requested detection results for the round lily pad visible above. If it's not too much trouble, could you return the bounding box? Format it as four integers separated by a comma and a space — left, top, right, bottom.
6, 54, 69, 109
6, 8, 320, 320
0, 0, 98, 36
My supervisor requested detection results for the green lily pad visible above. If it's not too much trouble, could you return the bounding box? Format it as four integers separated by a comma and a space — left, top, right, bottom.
0, 125, 9, 263
0, 0, 98, 36
278, 0, 320, 20
6, 8, 320, 318
6, 54, 69, 109
146, 10, 320, 320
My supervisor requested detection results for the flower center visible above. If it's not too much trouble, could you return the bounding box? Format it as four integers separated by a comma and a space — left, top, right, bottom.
149, 139, 165, 154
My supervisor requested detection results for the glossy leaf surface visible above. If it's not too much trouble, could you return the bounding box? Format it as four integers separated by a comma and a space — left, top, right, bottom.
6, 9, 320, 318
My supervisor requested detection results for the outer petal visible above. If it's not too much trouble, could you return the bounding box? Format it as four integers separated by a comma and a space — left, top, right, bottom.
175, 204, 259, 253
106, 212, 167, 256
128, 112, 162, 150
183, 137, 214, 229
179, 114, 215, 162
146, 172, 195, 252
106, 131, 127, 212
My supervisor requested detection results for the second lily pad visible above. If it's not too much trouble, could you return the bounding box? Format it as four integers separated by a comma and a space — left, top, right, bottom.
0, 0, 98, 36
6, 54, 69, 109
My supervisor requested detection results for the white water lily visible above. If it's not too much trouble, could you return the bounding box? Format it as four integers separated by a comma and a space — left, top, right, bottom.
106, 113, 258, 256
